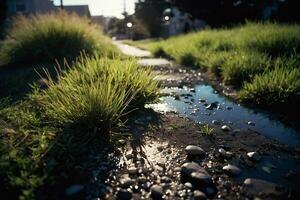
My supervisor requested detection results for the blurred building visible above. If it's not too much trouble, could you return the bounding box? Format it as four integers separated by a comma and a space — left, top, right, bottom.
5, 0, 90, 17
162, 7, 207, 37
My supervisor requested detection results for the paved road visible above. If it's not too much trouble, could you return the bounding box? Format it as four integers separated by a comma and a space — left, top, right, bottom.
113, 41, 152, 58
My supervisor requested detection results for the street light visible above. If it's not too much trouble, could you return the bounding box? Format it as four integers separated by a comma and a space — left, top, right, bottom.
126, 22, 133, 40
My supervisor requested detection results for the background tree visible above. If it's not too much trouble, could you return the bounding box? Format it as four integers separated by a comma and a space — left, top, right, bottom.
0, 0, 6, 38
135, 0, 169, 37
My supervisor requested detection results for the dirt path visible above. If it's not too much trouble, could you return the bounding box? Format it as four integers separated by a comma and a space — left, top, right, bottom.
77, 41, 300, 200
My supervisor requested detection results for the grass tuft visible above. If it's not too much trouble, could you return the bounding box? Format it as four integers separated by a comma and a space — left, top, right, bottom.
0, 11, 118, 66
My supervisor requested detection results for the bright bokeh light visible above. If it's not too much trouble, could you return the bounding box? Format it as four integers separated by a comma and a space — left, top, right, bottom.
164, 16, 170, 21
126, 22, 133, 28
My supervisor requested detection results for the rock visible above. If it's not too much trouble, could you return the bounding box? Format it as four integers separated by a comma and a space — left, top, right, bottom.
190, 172, 212, 187
120, 178, 134, 188
193, 190, 207, 200
222, 164, 241, 176
116, 189, 132, 200
247, 121, 255, 126
150, 185, 164, 199
185, 145, 205, 157
125, 154, 133, 159
212, 120, 220, 125
181, 162, 210, 183
184, 182, 193, 189
206, 104, 214, 110
244, 178, 285, 197
226, 106, 232, 110
218, 148, 226, 156
221, 125, 231, 131
128, 167, 138, 175
138, 176, 147, 184
65, 185, 84, 196
199, 99, 206, 103
157, 146, 164, 151
161, 176, 171, 183
247, 152, 261, 161
190, 88, 196, 93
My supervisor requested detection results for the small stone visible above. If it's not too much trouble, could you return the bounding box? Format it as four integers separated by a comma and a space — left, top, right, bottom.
116, 189, 132, 200
191, 172, 212, 187
157, 146, 164, 151
150, 185, 164, 199
185, 145, 205, 157
212, 120, 220, 125
244, 178, 285, 196
161, 176, 171, 183
222, 164, 241, 176
226, 106, 232, 110
184, 182, 193, 189
218, 148, 226, 156
221, 125, 231, 131
138, 176, 147, 184
128, 167, 138, 175
125, 154, 133, 159
193, 190, 207, 200
247, 152, 261, 161
247, 121, 255, 126
65, 185, 84, 196
190, 88, 196, 93
181, 162, 210, 183
199, 99, 206, 103
120, 178, 134, 188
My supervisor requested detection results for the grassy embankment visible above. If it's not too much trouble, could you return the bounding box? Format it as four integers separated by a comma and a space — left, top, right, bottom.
136, 23, 300, 113
0, 12, 158, 199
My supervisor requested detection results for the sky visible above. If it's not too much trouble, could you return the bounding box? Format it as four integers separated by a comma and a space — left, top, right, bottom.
53, 0, 137, 18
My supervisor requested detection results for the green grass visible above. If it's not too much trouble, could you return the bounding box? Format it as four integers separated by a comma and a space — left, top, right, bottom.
0, 55, 158, 199
138, 22, 300, 111
31, 55, 158, 130
0, 11, 118, 66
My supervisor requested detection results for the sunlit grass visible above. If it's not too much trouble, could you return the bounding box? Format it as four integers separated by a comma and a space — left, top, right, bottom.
0, 11, 118, 66
139, 22, 300, 110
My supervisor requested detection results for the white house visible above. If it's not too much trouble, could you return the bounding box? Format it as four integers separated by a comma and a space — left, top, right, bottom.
163, 7, 207, 37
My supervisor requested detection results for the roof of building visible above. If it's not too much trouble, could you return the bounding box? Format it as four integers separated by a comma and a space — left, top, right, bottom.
62, 5, 90, 17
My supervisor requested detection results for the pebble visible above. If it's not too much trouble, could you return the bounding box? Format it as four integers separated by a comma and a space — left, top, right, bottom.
247, 152, 261, 161
184, 182, 193, 189
190, 172, 212, 187
226, 106, 232, 110
128, 167, 138, 175
116, 189, 132, 200
206, 104, 213, 110
247, 121, 255, 126
244, 178, 285, 196
193, 190, 207, 200
161, 176, 171, 183
65, 185, 84, 196
212, 120, 220, 125
125, 154, 133, 159
222, 164, 241, 176
181, 162, 210, 182
120, 178, 134, 188
185, 145, 205, 157
221, 125, 231, 131
150, 185, 164, 199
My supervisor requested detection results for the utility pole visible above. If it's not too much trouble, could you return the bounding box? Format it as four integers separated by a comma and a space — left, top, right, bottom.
60, 0, 64, 9
123, 0, 127, 14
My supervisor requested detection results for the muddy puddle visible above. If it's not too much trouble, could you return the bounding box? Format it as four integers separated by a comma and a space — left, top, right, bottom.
147, 84, 300, 147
